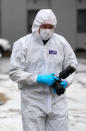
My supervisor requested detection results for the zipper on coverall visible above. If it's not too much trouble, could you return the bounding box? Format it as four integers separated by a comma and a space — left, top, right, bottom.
43, 46, 52, 114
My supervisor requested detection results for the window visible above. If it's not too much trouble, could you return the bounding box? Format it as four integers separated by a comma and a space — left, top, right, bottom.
77, 10, 86, 33
27, 10, 39, 33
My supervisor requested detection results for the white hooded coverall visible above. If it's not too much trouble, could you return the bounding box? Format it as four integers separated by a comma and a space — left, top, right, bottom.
9, 9, 78, 131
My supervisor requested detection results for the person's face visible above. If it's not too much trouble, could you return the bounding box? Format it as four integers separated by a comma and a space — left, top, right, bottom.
39, 24, 54, 33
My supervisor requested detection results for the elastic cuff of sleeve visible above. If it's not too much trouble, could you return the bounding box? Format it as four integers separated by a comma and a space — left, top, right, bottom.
34, 75, 38, 83
65, 80, 69, 88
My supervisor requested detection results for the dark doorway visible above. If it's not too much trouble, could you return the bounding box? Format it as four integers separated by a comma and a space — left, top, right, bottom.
77, 10, 86, 33
27, 10, 39, 34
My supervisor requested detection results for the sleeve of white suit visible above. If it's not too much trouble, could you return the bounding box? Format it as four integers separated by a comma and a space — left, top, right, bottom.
62, 38, 78, 86
9, 41, 38, 86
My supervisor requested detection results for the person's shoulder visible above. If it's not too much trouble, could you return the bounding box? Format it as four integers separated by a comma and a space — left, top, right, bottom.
15, 34, 32, 43
53, 33, 70, 46
53, 33, 66, 41
13, 34, 32, 48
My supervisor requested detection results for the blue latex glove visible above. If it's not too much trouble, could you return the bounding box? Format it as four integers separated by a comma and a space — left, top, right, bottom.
37, 73, 59, 86
52, 87, 57, 94
52, 80, 68, 94
60, 81, 68, 89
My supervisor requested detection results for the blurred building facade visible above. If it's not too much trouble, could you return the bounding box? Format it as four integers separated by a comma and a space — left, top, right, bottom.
0, 0, 86, 50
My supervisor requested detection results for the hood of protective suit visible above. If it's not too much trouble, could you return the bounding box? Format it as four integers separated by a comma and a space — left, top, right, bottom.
32, 9, 57, 40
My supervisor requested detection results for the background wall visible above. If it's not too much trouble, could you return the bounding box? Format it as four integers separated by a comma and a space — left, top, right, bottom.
2, 0, 27, 43
0, 0, 2, 37
51, 0, 77, 49
76, 0, 86, 49
1, 0, 86, 50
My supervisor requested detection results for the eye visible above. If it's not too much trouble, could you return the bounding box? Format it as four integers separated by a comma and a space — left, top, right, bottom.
43, 25, 47, 29
49, 25, 54, 29
49, 27, 53, 29
40, 24, 54, 29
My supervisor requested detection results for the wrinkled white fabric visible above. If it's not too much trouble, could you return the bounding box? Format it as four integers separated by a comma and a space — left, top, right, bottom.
32, 9, 57, 40
9, 33, 78, 131
9, 9, 78, 131
40, 29, 54, 40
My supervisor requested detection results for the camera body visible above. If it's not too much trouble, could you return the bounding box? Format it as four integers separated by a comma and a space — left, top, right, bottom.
52, 66, 76, 96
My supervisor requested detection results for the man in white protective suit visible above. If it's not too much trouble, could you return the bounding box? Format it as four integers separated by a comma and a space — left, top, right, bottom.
9, 9, 78, 131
